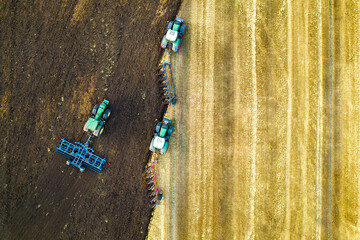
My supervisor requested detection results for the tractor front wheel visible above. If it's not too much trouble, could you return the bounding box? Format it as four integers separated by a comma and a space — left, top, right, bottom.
102, 109, 111, 120
92, 104, 99, 115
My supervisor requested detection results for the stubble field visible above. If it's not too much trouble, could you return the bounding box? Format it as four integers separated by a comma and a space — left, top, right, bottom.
147, 0, 360, 239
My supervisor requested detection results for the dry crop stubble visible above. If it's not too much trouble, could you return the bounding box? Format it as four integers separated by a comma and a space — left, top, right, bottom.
147, 0, 360, 239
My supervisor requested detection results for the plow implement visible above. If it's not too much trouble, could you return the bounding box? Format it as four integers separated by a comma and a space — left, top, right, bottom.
146, 155, 162, 208
159, 51, 177, 106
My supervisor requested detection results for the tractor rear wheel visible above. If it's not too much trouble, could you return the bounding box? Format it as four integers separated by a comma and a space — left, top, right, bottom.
161, 141, 169, 154
83, 123, 89, 132
149, 138, 155, 152
102, 109, 111, 120
173, 39, 180, 52
92, 104, 99, 115
94, 126, 104, 137
98, 126, 104, 136
161, 36, 167, 49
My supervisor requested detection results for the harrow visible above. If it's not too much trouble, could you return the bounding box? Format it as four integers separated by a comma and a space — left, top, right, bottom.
56, 135, 106, 173
56, 99, 110, 173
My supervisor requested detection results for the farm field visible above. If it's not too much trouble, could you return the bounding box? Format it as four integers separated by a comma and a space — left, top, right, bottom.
0, 0, 182, 239
147, 0, 360, 239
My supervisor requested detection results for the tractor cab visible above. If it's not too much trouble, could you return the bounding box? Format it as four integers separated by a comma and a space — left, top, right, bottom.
166, 29, 178, 42
153, 136, 166, 149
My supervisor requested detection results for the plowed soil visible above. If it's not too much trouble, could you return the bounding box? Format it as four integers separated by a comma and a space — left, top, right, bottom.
0, 1, 181, 239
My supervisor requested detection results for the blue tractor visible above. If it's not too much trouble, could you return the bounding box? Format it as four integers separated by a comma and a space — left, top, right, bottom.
161, 17, 186, 52
149, 118, 174, 154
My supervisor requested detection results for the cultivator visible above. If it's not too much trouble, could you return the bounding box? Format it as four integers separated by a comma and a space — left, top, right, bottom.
146, 155, 162, 208
159, 51, 176, 106
56, 135, 106, 173
56, 99, 110, 173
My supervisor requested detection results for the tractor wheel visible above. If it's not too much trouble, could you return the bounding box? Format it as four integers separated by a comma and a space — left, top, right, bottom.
156, 122, 162, 133
173, 39, 180, 52
161, 141, 169, 154
94, 126, 104, 137
179, 24, 186, 36
161, 36, 167, 49
168, 21, 174, 30
102, 109, 111, 120
167, 125, 174, 136
149, 138, 155, 152
98, 126, 104, 136
92, 104, 99, 115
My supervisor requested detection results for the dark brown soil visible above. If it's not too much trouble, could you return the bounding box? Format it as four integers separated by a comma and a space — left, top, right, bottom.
0, 1, 181, 239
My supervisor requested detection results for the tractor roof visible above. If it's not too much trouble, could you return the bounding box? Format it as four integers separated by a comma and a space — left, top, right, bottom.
85, 117, 99, 131
154, 136, 166, 149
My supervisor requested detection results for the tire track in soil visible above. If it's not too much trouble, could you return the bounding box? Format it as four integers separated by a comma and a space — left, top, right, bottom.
285, 0, 293, 238
301, 0, 310, 237
315, 0, 324, 238
327, 0, 335, 238
249, 0, 257, 238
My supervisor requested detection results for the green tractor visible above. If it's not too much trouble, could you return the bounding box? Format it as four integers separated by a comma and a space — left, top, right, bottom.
83, 99, 111, 137
149, 118, 174, 154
